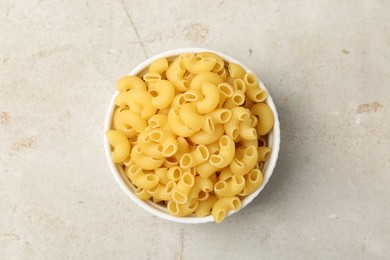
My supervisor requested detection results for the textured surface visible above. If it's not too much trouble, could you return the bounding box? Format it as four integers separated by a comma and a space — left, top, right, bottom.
1, 0, 390, 259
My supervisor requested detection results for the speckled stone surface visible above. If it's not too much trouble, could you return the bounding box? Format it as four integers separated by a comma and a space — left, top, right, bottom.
1, 0, 389, 259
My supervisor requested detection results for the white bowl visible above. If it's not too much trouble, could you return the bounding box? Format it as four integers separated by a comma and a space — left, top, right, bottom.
104, 48, 280, 224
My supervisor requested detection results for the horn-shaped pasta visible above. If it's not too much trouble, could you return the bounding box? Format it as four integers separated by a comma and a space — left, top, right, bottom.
149, 181, 175, 202
165, 56, 190, 92
105, 130, 131, 163
172, 172, 195, 204
239, 120, 257, 140
148, 114, 170, 131
230, 146, 258, 175
251, 103, 274, 135
228, 63, 245, 79
167, 199, 198, 217
209, 108, 232, 125
257, 146, 271, 162
224, 90, 245, 108
189, 124, 224, 145
198, 52, 225, 72
197, 161, 219, 179
116, 75, 146, 92
182, 53, 216, 75
148, 58, 169, 75
190, 72, 223, 91
179, 103, 204, 132
188, 176, 214, 204
125, 165, 159, 189
168, 107, 195, 137
114, 89, 157, 119
212, 196, 241, 223
209, 135, 235, 168
180, 145, 209, 168
214, 175, 245, 198
195, 195, 218, 217
196, 83, 220, 114
131, 145, 164, 170
149, 80, 175, 109
239, 169, 264, 196
217, 82, 234, 107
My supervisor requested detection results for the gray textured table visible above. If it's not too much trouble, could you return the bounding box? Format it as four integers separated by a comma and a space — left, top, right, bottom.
1, 0, 389, 259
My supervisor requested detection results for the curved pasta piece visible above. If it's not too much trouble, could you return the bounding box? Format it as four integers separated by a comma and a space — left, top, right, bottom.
239, 120, 257, 140
143, 72, 161, 83
135, 187, 152, 200
189, 124, 224, 145
136, 129, 165, 159
179, 103, 204, 131
182, 53, 216, 74
219, 167, 234, 181
251, 103, 274, 135
196, 83, 220, 114
167, 166, 183, 182
167, 200, 198, 217
182, 90, 202, 102
198, 52, 225, 72
170, 93, 187, 108
212, 196, 241, 223
114, 89, 157, 119
166, 56, 189, 92
209, 135, 235, 168
116, 76, 146, 92
195, 195, 218, 217
149, 80, 175, 109
154, 168, 169, 185
209, 108, 232, 125
105, 130, 131, 163
131, 145, 164, 170
180, 145, 209, 168
125, 165, 159, 189
201, 116, 215, 134
214, 175, 245, 198
224, 90, 245, 108
173, 136, 190, 160
172, 172, 195, 204
148, 114, 170, 131
188, 176, 214, 204
257, 146, 271, 162
206, 141, 220, 155
224, 118, 240, 140
168, 107, 195, 137
230, 146, 258, 175
197, 161, 219, 179
114, 108, 147, 134
148, 58, 169, 74
163, 157, 179, 168
189, 72, 223, 91
113, 109, 137, 138
148, 181, 175, 202
148, 128, 178, 157
239, 169, 264, 196
233, 78, 246, 92
228, 63, 245, 79
216, 67, 228, 81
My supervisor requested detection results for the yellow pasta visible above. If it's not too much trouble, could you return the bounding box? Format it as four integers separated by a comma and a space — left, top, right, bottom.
167, 200, 198, 217
131, 145, 164, 170
190, 72, 223, 91
180, 144, 209, 168
212, 196, 241, 223
182, 53, 216, 74
209, 135, 235, 168
108, 51, 275, 223
257, 146, 271, 162
106, 130, 131, 163
125, 165, 159, 190
214, 175, 245, 198
195, 195, 218, 217
189, 124, 224, 145
196, 83, 220, 114
168, 107, 195, 137
230, 146, 258, 175
228, 63, 245, 79
251, 103, 274, 135
149, 80, 175, 109
179, 103, 204, 132
165, 56, 189, 91
198, 52, 224, 72
239, 169, 264, 196
154, 168, 169, 185
116, 75, 146, 92
172, 172, 195, 204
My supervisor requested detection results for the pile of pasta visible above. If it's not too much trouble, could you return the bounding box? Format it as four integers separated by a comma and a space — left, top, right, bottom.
106, 52, 274, 223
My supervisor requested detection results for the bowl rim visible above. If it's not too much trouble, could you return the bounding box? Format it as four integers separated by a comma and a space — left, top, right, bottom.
104, 48, 280, 223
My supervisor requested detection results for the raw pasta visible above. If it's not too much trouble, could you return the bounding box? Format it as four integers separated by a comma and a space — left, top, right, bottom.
106, 52, 275, 223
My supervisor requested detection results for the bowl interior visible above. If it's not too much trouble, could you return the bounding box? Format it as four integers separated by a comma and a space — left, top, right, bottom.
104, 48, 280, 223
